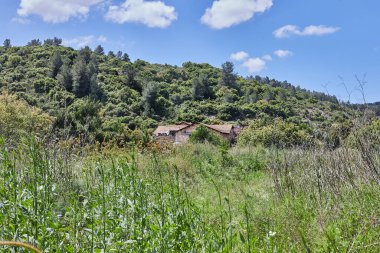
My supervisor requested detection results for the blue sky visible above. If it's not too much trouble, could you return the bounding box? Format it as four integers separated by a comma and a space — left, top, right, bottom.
1, 0, 379, 103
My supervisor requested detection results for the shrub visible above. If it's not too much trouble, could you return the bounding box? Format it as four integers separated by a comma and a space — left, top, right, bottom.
33, 78, 57, 93
345, 118, 380, 150
0, 92, 53, 145
238, 118, 313, 148
190, 125, 229, 147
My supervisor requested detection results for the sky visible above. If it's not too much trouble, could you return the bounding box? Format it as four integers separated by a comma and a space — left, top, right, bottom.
1, 0, 379, 103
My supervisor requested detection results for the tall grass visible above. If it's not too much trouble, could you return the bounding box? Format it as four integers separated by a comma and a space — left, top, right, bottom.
0, 138, 379, 252
0, 139, 219, 252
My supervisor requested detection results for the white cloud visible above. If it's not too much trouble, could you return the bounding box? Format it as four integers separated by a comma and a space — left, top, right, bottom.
274, 49, 293, 58
11, 17, 31, 25
63, 35, 107, 48
230, 51, 249, 61
261, 54, 272, 61
242, 57, 266, 73
201, 0, 273, 29
232, 49, 292, 73
274, 24, 340, 38
105, 0, 177, 28
97, 35, 107, 43
302, 25, 340, 36
17, 0, 104, 23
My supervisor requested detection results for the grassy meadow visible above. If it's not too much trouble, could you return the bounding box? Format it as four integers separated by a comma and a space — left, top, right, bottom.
1, 137, 379, 252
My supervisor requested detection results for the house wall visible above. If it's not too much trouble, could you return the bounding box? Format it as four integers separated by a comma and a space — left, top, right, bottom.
174, 124, 198, 144
154, 133, 175, 143
154, 125, 238, 145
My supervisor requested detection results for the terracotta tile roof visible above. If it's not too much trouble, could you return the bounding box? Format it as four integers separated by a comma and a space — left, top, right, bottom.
153, 124, 191, 135
203, 124, 234, 134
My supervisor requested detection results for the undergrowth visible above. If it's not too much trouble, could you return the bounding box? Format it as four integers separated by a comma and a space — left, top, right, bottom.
0, 139, 379, 252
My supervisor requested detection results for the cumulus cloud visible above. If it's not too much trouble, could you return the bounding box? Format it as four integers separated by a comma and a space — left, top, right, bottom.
105, 0, 177, 28
230, 51, 249, 61
274, 49, 293, 58
63, 35, 107, 48
273, 25, 340, 38
242, 57, 266, 73
201, 0, 273, 29
17, 0, 104, 23
230, 49, 293, 73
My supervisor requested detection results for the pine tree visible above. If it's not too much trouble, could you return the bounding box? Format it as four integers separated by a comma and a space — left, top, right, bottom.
192, 74, 213, 100
57, 64, 73, 91
44, 39, 54, 46
142, 82, 159, 116
124, 64, 141, 92
53, 37, 62, 46
89, 73, 103, 100
27, 39, 42, 46
94, 45, 104, 55
3, 39, 11, 49
122, 53, 130, 62
72, 59, 90, 98
49, 52, 63, 78
78, 46, 92, 64
220, 61, 237, 89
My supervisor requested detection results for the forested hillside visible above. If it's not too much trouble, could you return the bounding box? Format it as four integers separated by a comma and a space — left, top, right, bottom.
0, 38, 358, 146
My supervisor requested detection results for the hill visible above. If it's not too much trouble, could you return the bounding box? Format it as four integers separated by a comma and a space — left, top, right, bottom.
0, 39, 357, 145
350, 102, 380, 116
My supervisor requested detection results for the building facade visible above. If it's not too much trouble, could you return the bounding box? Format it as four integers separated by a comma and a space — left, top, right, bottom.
153, 123, 239, 144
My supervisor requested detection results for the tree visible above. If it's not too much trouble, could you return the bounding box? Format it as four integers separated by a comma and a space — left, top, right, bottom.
264, 90, 274, 101
244, 87, 259, 103
44, 38, 54, 46
72, 59, 90, 98
87, 56, 99, 78
192, 74, 213, 100
27, 39, 42, 46
3, 39, 11, 49
49, 51, 63, 78
220, 61, 237, 89
108, 51, 115, 57
142, 82, 159, 116
89, 73, 103, 100
67, 98, 101, 140
116, 51, 123, 59
53, 37, 62, 46
94, 45, 104, 55
0, 92, 53, 146
189, 125, 228, 147
78, 46, 92, 64
123, 64, 141, 91
122, 53, 130, 62
57, 64, 73, 91
44, 38, 61, 46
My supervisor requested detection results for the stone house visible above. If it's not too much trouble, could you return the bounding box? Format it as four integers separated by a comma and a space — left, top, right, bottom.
153, 122, 239, 144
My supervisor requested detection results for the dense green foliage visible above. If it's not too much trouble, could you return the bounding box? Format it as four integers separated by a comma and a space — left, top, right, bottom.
0, 138, 379, 252
346, 118, 380, 149
238, 118, 313, 148
189, 125, 228, 147
0, 40, 357, 145
0, 92, 53, 146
